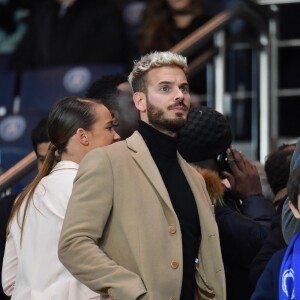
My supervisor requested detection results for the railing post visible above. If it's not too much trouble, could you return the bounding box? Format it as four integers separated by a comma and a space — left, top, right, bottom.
259, 33, 270, 162
269, 5, 279, 151
214, 30, 226, 113
251, 49, 259, 160
206, 62, 214, 107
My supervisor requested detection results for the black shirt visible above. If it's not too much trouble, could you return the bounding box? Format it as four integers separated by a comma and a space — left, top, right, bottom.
138, 121, 201, 299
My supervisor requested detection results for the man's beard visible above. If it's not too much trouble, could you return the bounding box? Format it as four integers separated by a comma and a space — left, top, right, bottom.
146, 100, 188, 133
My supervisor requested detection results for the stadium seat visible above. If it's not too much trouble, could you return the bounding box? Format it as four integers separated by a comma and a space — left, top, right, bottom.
19, 64, 125, 114
0, 112, 48, 157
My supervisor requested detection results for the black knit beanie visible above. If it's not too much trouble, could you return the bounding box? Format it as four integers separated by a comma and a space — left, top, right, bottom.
178, 106, 232, 162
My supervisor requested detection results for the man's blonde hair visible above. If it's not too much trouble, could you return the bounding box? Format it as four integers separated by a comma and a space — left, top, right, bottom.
128, 51, 188, 93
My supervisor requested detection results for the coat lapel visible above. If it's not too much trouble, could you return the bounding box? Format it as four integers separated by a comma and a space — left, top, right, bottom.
126, 132, 175, 213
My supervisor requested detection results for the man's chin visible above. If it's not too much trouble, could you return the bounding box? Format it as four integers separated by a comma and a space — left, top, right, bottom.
167, 118, 187, 131
175, 111, 188, 119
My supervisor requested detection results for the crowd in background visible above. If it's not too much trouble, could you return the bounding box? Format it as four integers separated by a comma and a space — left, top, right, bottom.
0, 1, 300, 299
0, 0, 249, 71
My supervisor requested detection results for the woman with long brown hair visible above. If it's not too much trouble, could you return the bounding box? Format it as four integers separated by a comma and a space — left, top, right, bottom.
138, 0, 210, 54
2, 96, 120, 299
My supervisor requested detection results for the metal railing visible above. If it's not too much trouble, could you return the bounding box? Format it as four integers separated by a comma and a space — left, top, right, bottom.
0, 151, 36, 194
170, 2, 272, 161
0, 2, 273, 193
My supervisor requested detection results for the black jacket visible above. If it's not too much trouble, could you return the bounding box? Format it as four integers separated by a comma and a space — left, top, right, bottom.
215, 189, 275, 300
249, 197, 287, 289
10, 0, 127, 70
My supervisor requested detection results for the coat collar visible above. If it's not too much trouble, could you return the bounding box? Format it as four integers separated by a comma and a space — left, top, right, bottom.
50, 160, 79, 174
126, 131, 176, 213
126, 131, 215, 235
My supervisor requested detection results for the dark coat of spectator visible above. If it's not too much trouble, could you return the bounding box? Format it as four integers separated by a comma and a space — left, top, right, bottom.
138, 0, 210, 54
178, 107, 275, 300
216, 189, 274, 300
250, 198, 287, 289
10, 0, 127, 70
250, 249, 285, 300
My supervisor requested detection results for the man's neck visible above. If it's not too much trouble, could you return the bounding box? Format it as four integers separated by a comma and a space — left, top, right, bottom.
149, 124, 178, 138
140, 119, 178, 138
138, 121, 178, 159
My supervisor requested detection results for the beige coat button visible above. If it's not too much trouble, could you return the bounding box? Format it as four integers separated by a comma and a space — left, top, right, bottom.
168, 225, 177, 234
171, 260, 179, 269
169, 297, 176, 300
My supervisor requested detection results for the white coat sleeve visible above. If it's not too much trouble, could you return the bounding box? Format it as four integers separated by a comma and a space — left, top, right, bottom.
2, 232, 18, 296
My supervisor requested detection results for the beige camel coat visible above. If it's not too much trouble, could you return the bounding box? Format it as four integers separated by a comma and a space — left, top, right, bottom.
58, 131, 226, 300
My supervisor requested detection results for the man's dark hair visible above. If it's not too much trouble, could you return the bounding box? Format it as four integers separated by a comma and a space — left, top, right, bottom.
86, 73, 128, 111
31, 117, 49, 154
264, 144, 295, 195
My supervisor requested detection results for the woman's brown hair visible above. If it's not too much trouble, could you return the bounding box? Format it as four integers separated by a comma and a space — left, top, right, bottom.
138, 0, 204, 54
7, 96, 101, 242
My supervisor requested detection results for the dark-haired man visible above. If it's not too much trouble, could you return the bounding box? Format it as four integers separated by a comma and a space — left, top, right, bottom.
86, 73, 139, 139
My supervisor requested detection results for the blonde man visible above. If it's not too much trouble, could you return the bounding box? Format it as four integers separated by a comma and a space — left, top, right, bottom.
58, 51, 226, 300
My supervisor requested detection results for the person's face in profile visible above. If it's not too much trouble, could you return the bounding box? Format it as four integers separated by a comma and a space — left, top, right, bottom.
116, 82, 139, 139
84, 103, 120, 151
36, 142, 50, 170
289, 195, 300, 220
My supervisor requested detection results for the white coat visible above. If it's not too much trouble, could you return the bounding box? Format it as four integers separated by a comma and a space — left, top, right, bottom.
2, 161, 100, 300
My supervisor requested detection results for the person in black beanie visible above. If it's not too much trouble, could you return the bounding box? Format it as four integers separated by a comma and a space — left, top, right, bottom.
178, 106, 276, 300
179, 106, 232, 165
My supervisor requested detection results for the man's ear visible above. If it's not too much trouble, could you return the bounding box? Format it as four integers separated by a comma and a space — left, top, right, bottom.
133, 92, 146, 112
289, 200, 300, 219
76, 128, 89, 145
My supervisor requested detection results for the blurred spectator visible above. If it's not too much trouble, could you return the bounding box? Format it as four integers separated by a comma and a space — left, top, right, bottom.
138, 0, 212, 95
178, 106, 275, 300
9, 0, 127, 71
86, 73, 139, 139
251, 165, 300, 300
251, 160, 274, 203
250, 198, 287, 291
112, 0, 146, 60
0, 0, 32, 54
137, 0, 210, 55
249, 144, 295, 289
282, 137, 300, 243
265, 143, 296, 209
30, 116, 51, 170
